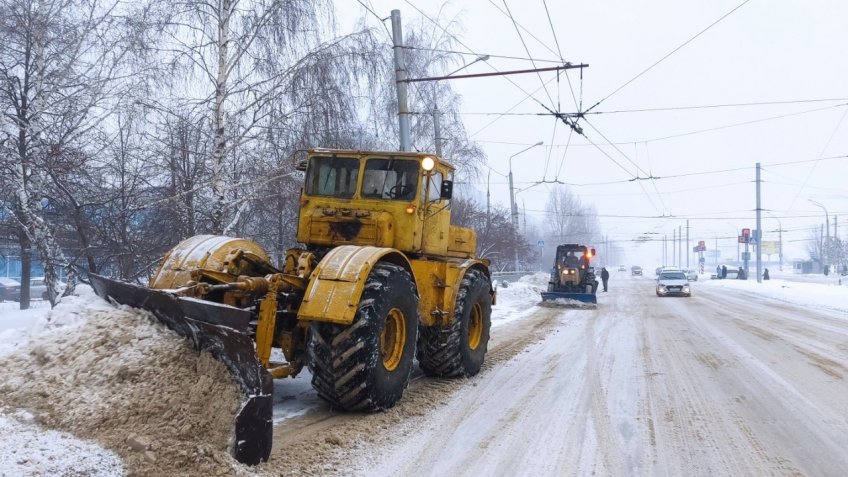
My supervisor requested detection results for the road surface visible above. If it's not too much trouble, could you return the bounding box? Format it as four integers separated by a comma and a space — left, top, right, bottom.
263, 273, 848, 476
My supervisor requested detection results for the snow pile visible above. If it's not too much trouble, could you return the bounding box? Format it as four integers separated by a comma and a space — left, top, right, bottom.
0, 410, 123, 477
702, 277, 848, 313
0, 285, 249, 476
491, 272, 548, 326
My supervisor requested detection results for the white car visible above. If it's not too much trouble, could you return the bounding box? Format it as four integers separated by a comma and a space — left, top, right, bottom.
656, 270, 691, 297
683, 269, 699, 281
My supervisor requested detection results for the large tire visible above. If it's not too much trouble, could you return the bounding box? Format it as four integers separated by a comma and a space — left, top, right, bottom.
417, 268, 492, 378
308, 262, 418, 411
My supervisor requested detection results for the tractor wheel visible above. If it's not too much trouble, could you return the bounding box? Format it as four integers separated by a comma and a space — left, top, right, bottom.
308, 262, 418, 411
417, 269, 492, 378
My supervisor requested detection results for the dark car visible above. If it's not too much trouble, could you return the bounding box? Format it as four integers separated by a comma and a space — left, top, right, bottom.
0, 277, 21, 301
30, 277, 65, 300
631, 266, 642, 276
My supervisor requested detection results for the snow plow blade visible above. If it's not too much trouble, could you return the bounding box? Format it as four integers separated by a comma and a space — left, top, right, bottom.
88, 273, 272, 465
540, 291, 598, 305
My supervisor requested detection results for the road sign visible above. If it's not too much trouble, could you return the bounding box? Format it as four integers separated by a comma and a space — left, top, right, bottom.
537, 240, 544, 247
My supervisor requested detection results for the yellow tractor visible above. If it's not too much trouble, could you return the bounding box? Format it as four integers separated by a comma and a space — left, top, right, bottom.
90, 149, 495, 465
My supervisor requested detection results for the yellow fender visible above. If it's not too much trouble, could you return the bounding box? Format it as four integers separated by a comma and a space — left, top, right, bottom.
297, 245, 414, 325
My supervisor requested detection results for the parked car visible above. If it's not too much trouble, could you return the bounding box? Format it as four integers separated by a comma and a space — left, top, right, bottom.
656, 270, 691, 297
683, 268, 699, 281
30, 277, 66, 300
631, 266, 642, 276
618, 265, 626, 271
0, 277, 22, 301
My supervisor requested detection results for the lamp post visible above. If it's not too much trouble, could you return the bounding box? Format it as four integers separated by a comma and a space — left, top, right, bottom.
809, 199, 829, 270
508, 141, 543, 271
509, 141, 543, 229
766, 212, 783, 271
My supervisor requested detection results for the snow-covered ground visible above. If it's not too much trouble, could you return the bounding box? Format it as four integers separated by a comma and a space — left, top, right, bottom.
0, 274, 554, 474
701, 274, 848, 313
4, 272, 846, 475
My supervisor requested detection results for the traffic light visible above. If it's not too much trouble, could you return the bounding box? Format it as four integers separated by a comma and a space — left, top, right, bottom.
739, 228, 751, 243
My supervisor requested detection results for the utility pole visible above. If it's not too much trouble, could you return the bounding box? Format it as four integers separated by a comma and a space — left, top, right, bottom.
663, 234, 667, 266
678, 225, 682, 268
486, 171, 491, 231
686, 220, 690, 269
714, 236, 718, 267
672, 229, 676, 266
432, 106, 442, 156
756, 162, 762, 283
391, 10, 411, 151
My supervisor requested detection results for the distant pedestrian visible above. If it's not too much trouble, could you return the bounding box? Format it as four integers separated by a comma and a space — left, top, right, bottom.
737, 267, 746, 280
824, 265, 830, 276
763, 268, 770, 280
600, 267, 610, 292
716, 265, 721, 278
721, 265, 727, 279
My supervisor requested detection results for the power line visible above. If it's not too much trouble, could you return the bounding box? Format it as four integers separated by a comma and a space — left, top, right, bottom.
584, 0, 752, 113
500, 0, 557, 109
787, 105, 848, 210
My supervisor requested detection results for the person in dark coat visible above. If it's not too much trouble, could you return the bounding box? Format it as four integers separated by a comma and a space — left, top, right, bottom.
721, 265, 727, 279
600, 267, 610, 292
763, 268, 770, 280
737, 267, 746, 279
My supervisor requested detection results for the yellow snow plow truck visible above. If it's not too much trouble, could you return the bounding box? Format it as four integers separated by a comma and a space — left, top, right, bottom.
89, 149, 494, 465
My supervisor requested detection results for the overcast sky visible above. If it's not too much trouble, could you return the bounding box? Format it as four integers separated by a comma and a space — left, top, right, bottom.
339, 0, 848, 268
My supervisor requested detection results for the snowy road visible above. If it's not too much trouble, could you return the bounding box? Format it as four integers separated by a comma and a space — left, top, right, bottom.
263, 273, 848, 476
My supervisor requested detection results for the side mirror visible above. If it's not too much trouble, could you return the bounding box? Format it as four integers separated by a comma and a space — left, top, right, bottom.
591, 248, 596, 257
440, 180, 453, 200
292, 150, 308, 171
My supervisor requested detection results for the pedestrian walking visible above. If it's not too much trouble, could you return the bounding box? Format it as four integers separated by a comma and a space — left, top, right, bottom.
763, 268, 770, 280
721, 265, 727, 279
600, 267, 610, 292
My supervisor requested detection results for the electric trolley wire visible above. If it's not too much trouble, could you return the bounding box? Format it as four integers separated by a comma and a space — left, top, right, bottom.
584, 0, 752, 114
400, 46, 564, 64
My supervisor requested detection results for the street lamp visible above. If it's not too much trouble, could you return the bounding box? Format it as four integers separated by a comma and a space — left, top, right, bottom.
508, 141, 543, 271
809, 199, 829, 270
766, 211, 783, 271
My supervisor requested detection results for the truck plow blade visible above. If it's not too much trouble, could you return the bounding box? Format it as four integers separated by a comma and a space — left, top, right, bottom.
540, 291, 598, 306
88, 274, 272, 465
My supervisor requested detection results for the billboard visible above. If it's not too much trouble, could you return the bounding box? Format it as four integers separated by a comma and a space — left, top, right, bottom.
761, 240, 779, 255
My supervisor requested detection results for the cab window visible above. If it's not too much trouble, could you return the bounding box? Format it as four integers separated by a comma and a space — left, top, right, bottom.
305, 156, 359, 198
361, 158, 419, 200
423, 172, 443, 202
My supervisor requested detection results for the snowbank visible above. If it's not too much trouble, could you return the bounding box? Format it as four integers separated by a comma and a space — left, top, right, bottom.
0, 285, 251, 476
701, 277, 848, 313
491, 272, 548, 327
0, 410, 123, 477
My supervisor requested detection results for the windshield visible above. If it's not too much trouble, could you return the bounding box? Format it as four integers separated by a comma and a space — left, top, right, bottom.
305, 156, 359, 198
361, 158, 419, 201
558, 249, 585, 266
660, 272, 687, 280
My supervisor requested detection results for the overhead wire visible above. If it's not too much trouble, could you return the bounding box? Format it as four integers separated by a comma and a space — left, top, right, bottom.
786, 105, 848, 210
584, 0, 752, 113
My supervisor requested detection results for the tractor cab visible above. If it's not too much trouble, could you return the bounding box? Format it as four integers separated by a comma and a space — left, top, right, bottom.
296, 149, 475, 258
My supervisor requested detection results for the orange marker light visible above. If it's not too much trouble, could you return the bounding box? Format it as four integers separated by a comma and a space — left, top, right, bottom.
405, 204, 416, 214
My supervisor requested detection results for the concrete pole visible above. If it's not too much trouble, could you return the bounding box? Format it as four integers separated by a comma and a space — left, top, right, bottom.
756, 162, 762, 283
678, 225, 682, 268
391, 10, 411, 151
686, 219, 690, 269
